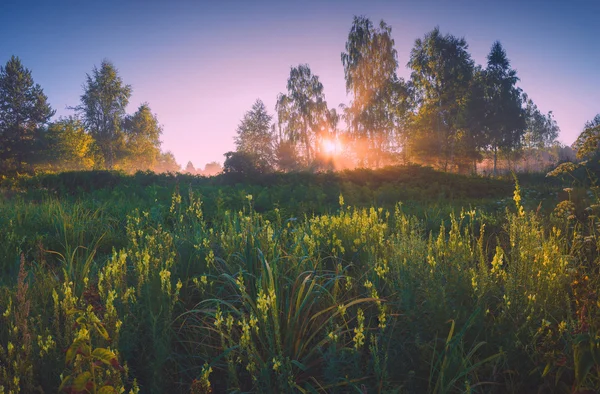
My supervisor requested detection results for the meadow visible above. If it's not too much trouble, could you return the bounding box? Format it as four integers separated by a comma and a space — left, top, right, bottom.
0, 165, 599, 393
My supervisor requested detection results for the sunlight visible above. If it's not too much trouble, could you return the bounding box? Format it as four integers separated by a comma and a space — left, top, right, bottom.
321, 138, 343, 155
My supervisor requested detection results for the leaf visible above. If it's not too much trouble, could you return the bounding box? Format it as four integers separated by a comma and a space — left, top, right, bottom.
72, 371, 92, 391
574, 340, 595, 387
66, 338, 87, 364
291, 360, 307, 371
93, 322, 111, 341
58, 375, 72, 392
92, 347, 117, 366
542, 362, 552, 377
98, 386, 117, 394
66, 308, 81, 316
80, 343, 91, 357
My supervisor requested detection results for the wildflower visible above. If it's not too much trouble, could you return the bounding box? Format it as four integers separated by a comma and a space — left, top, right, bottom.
353, 309, 365, 350
558, 321, 567, 334
328, 330, 339, 342
378, 306, 387, 330
2, 297, 11, 317
190, 363, 212, 393
235, 273, 245, 292
257, 289, 271, 318
214, 308, 224, 329
272, 357, 281, 371
249, 314, 259, 332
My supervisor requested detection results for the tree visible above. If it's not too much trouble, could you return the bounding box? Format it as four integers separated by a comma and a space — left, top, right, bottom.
273, 138, 301, 172
573, 114, 600, 159
120, 103, 163, 172
45, 117, 102, 170
522, 95, 560, 170
235, 99, 274, 169
223, 151, 268, 177
459, 66, 489, 173
276, 64, 329, 164
341, 16, 410, 166
408, 27, 475, 171
185, 161, 196, 174
74, 60, 132, 168
482, 41, 526, 174
154, 151, 180, 173
0, 56, 54, 172
203, 162, 222, 176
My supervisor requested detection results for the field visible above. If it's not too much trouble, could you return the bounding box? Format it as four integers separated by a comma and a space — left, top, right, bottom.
1, 165, 599, 393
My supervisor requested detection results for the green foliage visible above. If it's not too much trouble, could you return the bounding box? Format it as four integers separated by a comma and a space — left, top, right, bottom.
482, 41, 527, 174
276, 64, 331, 163
74, 59, 132, 168
59, 306, 127, 394
223, 150, 271, 178
1, 162, 599, 393
119, 103, 163, 172
573, 114, 600, 159
408, 27, 476, 170
0, 55, 54, 172
45, 117, 103, 170
341, 16, 411, 166
235, 99, 275, 170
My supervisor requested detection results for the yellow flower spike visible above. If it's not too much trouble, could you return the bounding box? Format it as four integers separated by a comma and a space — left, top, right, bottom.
353, 308, 365, 350
272, 357, 281, 371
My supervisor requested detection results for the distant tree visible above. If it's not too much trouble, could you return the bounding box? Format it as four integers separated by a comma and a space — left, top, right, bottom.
185, 161, 196, 174
0, 56, 54, 172
408, 27, 475, 171
573, 114, 600, 159
273, 138, 301, 172
482, 41, 526, 174
341, 16, 411, 166
276, 64, 329, 164
521, 95, 560, 170
270, 122, 301, 172
203, 161, 222, 176
235, 99, 274, 169
45, 117, 102, 170
154, 151, 180, 173
459, 66, 489, 173
120, 103, 162, 172
223, 151, 268, 177
74, 60, 132, 168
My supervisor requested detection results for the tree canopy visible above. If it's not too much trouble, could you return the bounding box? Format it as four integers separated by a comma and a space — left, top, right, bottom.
0, 56, 54, 172
276, 64, 330, 164
74, 60, 132, 168
235, 99, 274, 169
0, 16, 569, 176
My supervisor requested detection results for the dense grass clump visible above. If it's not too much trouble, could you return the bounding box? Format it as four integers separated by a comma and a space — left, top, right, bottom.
0, 166, 598, 393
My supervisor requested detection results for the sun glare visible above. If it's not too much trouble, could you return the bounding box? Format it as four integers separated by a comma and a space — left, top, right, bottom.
321, 138, 343, 155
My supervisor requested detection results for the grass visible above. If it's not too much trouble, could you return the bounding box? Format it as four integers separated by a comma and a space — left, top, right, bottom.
1, 165, 599, 393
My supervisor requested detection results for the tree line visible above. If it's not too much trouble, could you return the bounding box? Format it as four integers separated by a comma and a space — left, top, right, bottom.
228, 17, 572, 175
1, 17, 593, 176
0, 57, 179, 174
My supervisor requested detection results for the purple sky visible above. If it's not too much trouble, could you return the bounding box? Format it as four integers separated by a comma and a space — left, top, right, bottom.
1, 0, 599, 168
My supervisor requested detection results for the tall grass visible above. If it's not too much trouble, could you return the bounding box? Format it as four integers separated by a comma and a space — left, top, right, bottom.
0, 168, 598, 393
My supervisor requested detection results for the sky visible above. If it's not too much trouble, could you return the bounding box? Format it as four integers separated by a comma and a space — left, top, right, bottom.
1, 0, 599, 169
